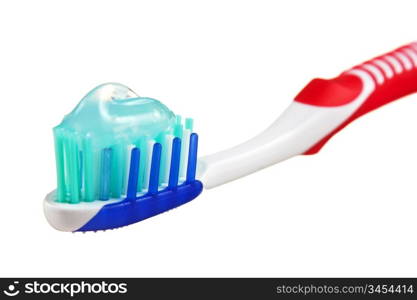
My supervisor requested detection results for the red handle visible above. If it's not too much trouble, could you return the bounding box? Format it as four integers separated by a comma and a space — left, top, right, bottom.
295, 42, 417, 154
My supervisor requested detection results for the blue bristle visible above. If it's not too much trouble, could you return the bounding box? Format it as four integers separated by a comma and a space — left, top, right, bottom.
186, 133, 198, 183
75, 131, 202, 231
157, 133, 167, 185
137, 136, 148, 192
126, 147, 140, 200
148, 143, 162, 195
168, 137, 182, 189
99, 148, 112, 200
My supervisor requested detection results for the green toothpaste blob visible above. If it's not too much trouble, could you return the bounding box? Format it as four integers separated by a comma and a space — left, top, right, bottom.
53, 83, 177, 203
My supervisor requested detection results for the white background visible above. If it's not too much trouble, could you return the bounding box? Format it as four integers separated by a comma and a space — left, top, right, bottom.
1, 0, 416, 277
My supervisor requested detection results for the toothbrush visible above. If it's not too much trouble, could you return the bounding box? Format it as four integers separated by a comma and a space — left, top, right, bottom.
45, 42, 417, 232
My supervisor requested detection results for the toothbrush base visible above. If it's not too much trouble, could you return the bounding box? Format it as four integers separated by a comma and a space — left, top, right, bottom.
44, 181, 203, 232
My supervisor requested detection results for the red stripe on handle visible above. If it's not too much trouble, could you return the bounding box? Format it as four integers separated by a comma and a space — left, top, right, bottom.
294, 74, 363, 107
295, 43, 417, 154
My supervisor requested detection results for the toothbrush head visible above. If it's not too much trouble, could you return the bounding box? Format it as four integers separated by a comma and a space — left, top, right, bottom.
44, 83, 202, 232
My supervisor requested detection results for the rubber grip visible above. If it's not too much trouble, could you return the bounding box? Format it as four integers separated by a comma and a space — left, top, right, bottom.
295, 42, 417, 154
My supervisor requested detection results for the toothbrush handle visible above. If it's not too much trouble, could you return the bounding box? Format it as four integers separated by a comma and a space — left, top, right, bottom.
297, 42, 417, 154
198, 42, 417, 189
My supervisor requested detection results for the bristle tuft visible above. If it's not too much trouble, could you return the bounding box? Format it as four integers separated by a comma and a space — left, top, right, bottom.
54, 117, 197, 203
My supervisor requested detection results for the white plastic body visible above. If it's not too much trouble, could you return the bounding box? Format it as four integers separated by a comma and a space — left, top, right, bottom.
43, 191, 114, 232
196, 69, 374, 189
